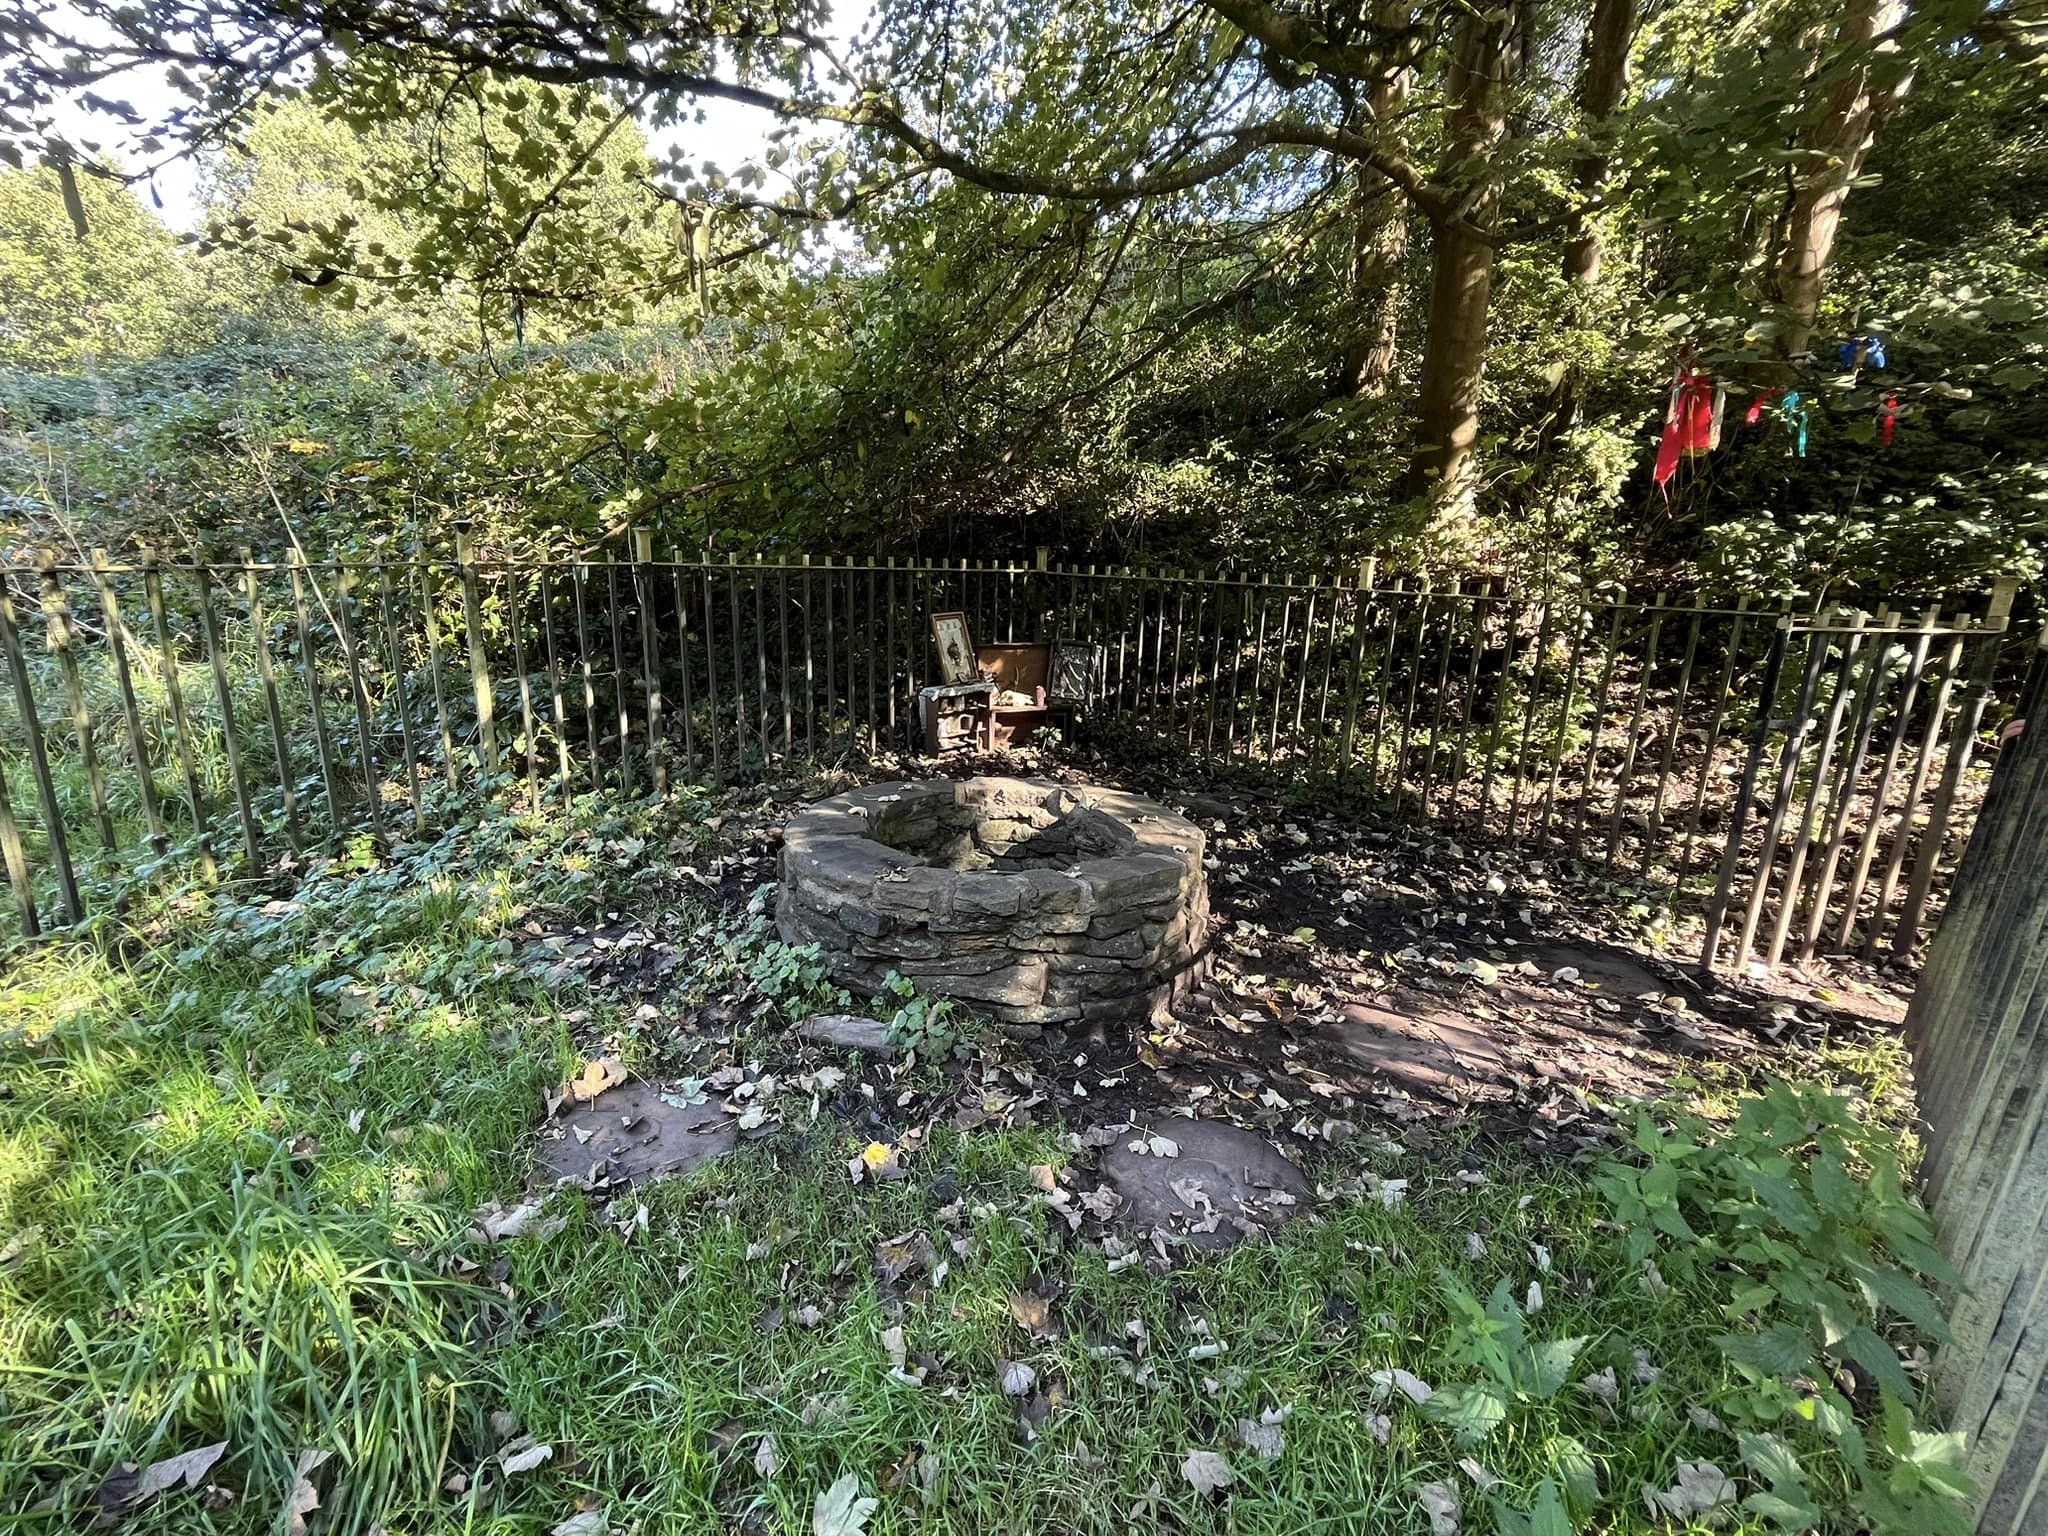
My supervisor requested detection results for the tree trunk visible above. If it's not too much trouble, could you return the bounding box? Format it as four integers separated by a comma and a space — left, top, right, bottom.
1769, 0, 1912, 359
1560, 0, 1636, 292
1338, 13, 1414, 397
1339, 164, 1409, 396
1537, 0, 1639, 456
1404, 6, 1514, 516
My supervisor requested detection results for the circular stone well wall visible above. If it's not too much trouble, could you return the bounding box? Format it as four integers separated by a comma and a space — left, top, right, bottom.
776, 778, 1210, 1028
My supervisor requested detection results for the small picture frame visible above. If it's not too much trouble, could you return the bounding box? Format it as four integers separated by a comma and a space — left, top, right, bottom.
930, 611, 978, 684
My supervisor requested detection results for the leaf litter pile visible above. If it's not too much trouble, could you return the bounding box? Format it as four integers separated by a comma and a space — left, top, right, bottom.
0, 761, 1958, 1535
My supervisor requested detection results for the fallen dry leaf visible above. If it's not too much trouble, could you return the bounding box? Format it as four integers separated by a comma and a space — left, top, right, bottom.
1181, 1449, 1234, 1495
1007, 1291, 1056, 1339
1644, 1461, 1734, 1525
283, 1449, 330, 1536
1370, 1367, 1434, 1404
1419, 1480, 1460, 1535
499, 1436, 554, 1475
1236, 1416, 1286, 1461
558, 1056, 627, 1112
997, 1359, 1037, 1397
812, 1472, 878, 1536
754, 1434, 780, 1479
94, 1442, 229, 1518
475, 1200, 567, 1243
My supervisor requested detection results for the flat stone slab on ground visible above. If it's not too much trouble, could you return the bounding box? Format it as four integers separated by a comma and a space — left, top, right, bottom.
798, 1013, 900, 1055
538, 1081, 737, 1188
1099, 1117, 1310, 1251
1331, 990, 1513, 1099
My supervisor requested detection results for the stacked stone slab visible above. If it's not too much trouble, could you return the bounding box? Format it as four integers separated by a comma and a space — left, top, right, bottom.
777, 777, 1210, 1028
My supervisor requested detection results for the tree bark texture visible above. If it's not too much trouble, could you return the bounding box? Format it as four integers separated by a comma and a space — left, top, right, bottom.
1769, 0, 1912, 359
1560, 0, 1636, 292
1405, 5, 1515, 515
1904, 631, 2048, 1535
1339, 6, 1414, 397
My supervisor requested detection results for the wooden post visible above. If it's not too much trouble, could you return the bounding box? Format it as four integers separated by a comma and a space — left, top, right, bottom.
0, 729, 37, 935
330, 564, 388, 845
374, 555, 428, 832
1475, 589, 1523, 822
1796, 610, 1895, 961
700, 557, 724, 784
1534, 600, 1591, 836
244, 551, 304, 854
1601, 593, 1667, 869
725, 562, 748, 766
801, 553, 815, 752
1833, 608, 1939, 949
753, 554, 771, 761
606, 551, 634, 795
37, 556, 116, 849
91, 552, 167, 856
288, 554, 346, 837
864, 559, 879, 748
1445, 585, 1489, 815
777, 558, 792, 759
883, 556, 898, 748
1171, 578, 1194, 745
505, 572, 542, 813
1417, 585, 1459, 815
1566, 604, 1627, 856
1670, 598, 1756, 905
1392, 579, 1433, 806
0, 582, 78, 921
1264, 589, 1295, 759
418, 561, 460, 789
1892, 588, 2017, 956
1699, 616, 1794, 971
633, 531, 666, 797
1643, 601, 1708, 853
1729, 622, 1830, 970
454, 524, 498, 775
821, 556, 836, 754
1229, 578, 1262, 756
1504, 595, 1557, 833
196, 565, 262, 867
1335, 559, 1375, 781
668, 555, 697, 778
1901, 625, 2048, 1533
1367, 576, 1408, 794
572, 560, 602, 787
1865, 627, 1972, 958
1187, 575, 1214, 752
540, 568, 575, 801
1763, 614, 1866, 967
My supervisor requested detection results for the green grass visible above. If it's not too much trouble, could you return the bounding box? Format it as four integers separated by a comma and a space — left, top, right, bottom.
0, 791, 1968, 1535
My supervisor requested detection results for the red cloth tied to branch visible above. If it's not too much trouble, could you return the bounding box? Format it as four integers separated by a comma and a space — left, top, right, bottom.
1655, 372, 1717, 491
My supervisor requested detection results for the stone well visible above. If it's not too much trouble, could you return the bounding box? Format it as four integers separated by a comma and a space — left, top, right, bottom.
776, 778, 1210, 1028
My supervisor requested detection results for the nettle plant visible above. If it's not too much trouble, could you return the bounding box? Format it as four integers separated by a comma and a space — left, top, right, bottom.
1423, 1274, 1600, 1535
1595, 1080, 1973, 1535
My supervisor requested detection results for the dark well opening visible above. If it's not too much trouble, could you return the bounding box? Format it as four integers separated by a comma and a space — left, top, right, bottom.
865, 793, 1137, 872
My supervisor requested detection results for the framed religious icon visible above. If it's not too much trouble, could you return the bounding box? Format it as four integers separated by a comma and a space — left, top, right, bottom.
930, 611, 978, 684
